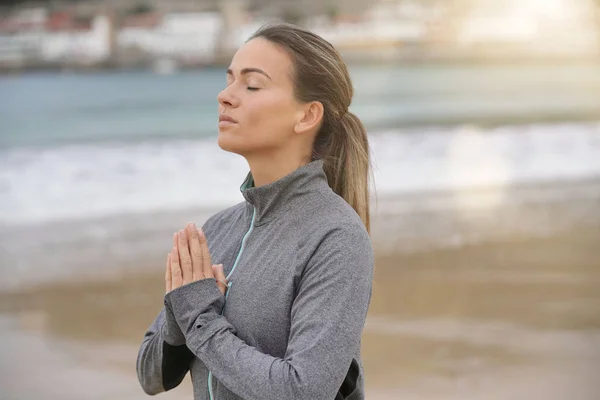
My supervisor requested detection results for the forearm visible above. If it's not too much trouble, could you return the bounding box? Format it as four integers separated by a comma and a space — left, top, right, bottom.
136, 308, 193, 395
165, 280, 356, 400
186, 316, 346, 400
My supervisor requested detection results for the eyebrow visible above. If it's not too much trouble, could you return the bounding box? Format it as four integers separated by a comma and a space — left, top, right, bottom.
226, 67, 272, 81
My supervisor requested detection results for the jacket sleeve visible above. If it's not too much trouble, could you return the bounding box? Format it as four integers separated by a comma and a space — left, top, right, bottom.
165, 227, 374, 400
136, 306, 194, 395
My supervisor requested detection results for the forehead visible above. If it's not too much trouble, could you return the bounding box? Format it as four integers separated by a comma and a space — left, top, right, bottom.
229, 38, 293, 82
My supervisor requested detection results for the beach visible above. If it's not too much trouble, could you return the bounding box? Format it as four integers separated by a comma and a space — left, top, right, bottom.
1, 65, 600, 398
1, 176, 600, 399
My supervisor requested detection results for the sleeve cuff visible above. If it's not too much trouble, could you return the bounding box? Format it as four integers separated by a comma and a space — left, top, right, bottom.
164, 278, 226, 336
161, 306, 187, 346
186, 316, 237, 356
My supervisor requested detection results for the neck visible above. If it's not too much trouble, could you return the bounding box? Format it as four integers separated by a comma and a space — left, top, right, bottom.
245, 152, 310, 187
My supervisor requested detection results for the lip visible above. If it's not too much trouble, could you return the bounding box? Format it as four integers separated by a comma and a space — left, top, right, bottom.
219, 114, 237, 123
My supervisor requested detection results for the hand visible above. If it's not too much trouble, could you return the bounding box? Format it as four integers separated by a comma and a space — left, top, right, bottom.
165, 223, 228, 295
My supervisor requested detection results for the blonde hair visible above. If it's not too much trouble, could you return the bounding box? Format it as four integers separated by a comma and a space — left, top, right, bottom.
249, 23, 372, 233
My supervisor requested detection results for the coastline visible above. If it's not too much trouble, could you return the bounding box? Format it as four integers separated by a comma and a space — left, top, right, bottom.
2, 176, 599, 291
2, 54, 600, 76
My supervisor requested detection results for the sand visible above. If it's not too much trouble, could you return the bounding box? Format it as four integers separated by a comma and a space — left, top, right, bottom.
1, 182, 600, 399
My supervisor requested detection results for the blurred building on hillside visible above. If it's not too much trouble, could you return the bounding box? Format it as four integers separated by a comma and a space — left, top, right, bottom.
118, 12, 222, 68
0, 8, 46, 67
0, 8, 110, 67
0, 0, 599, 71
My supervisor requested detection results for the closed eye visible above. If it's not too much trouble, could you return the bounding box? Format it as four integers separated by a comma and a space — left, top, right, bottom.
247, 87, 260, 91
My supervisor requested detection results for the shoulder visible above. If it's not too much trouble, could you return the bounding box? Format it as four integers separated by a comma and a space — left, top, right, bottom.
305, 189, 373, 274
309, 187, 370, 243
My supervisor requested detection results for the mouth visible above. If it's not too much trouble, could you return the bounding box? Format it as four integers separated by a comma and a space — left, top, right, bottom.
218, 114, 237, 125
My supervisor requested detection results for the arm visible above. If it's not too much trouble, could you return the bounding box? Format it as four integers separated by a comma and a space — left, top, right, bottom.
166, 227, 374, 400
137, 221, 224, 395
136, 306, 194, 395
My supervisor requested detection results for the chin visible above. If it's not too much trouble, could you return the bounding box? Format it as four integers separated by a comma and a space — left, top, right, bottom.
217, 131, 248, 156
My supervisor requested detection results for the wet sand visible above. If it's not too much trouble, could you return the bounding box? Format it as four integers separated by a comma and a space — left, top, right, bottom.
2, 221, 600, 399
365, 226, 600, 398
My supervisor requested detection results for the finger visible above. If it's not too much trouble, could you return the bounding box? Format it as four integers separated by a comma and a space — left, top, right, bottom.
186, 223, 204, 281
178, 229, 193, 285
170, 245, 183, 289
165, 252, 172, 293
213, 264, 228, 295
198, 228, 213, 279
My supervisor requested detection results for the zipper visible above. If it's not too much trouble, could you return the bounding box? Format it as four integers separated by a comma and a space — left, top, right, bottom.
225, 206, 257, 286
208, 206, 256, 400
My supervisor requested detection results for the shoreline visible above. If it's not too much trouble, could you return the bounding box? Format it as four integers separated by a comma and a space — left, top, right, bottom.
2, 175, 600, 292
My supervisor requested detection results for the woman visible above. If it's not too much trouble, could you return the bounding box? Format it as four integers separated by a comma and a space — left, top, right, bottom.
136, 23, 374, 400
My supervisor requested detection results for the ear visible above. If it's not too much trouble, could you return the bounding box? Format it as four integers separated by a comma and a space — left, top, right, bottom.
294, 101, 324, 135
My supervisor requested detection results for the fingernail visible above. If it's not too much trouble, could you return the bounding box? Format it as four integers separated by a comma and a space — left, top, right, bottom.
191, 222, 197, 229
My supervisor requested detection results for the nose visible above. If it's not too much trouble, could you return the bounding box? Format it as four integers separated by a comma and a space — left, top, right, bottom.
217, 85, 239, 109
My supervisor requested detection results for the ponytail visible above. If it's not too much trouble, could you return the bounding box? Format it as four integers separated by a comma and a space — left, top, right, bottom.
321, 112, 371, 234
250, 24, 371, 232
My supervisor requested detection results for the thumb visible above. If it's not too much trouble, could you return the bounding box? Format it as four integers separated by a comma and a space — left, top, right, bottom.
212, 264, 228, 295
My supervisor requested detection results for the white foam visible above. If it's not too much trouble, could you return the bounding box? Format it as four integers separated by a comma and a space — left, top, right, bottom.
1, 122, 600, 226
0, 139, 247, 225
370, 122, 600, 194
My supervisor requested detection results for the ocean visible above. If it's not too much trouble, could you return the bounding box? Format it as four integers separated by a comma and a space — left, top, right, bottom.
1, 63, 600, 288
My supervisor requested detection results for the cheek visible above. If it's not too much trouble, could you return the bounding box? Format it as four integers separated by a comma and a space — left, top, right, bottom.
245, 96, 296, 143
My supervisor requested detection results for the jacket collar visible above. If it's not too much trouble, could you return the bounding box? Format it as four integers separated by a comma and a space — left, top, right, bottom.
240, 160, 328, 226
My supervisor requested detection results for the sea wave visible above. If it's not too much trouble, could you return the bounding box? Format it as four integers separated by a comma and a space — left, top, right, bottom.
1, 122, 600, 226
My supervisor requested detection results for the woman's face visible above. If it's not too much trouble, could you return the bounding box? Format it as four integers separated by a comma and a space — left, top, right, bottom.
217, 38, 303, 157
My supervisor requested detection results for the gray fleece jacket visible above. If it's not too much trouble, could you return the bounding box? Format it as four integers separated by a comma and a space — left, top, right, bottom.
136, 160, 374, 400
